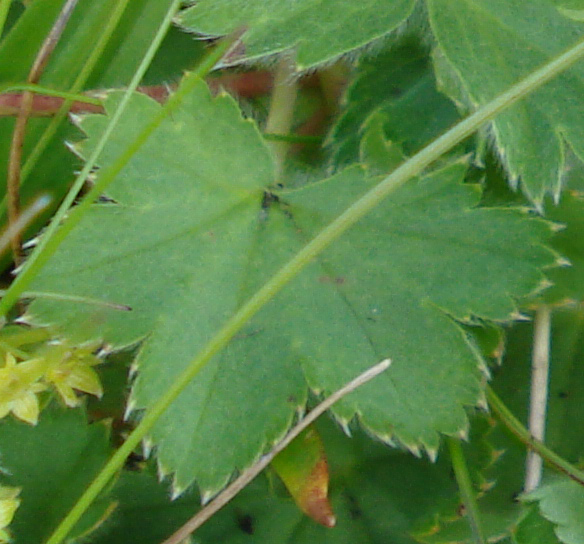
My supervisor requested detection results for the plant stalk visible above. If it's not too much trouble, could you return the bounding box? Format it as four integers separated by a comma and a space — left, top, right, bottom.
487, 387, 584, 487
525, 305, 552, 492
18, 0, 133, 184
447, 438, 485, 544
265, 56, 298, 176
6, 0, 79, 266
39, 33, 584, 544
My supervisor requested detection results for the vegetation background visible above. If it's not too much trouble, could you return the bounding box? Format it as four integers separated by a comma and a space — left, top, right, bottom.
0, 1, 583, 543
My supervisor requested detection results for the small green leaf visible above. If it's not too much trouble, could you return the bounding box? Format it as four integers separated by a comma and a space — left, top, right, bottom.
527, 477, 584, 544
272, 426, 336, 528
330, 37, 460, 168
177, 0, 416, 70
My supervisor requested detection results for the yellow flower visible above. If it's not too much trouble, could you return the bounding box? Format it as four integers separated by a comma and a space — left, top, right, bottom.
0, 354, 46, 425
0, 486, 20, 544
43, 342, 103, 407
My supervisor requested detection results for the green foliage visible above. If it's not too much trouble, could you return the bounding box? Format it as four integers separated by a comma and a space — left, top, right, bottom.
177, 0, 416, 70
27, 82, 554, 494
427, 0, 584, 206
0, 403, 113, 543
1, 2, 584, 544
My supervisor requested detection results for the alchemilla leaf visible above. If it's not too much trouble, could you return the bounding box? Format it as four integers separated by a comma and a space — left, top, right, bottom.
427, 0, 584, 206
177, 0, 416, 70
28, 78, 555, 496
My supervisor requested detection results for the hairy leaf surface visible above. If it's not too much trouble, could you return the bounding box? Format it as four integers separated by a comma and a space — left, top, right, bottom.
177, 0, 415, 70
28, 80, 555, 495
427, 0, 584, 206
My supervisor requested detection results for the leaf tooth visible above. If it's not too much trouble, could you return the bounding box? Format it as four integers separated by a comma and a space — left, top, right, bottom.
455, 424, 469, 442
15, 313, 32, 325
170, 479, 186, 501
376, 433, 396, 447
336, 418, 352, 437
509, 311, 530, 322
157, 459, 172, 482
128, 361, 140, 379
555, 256, 571, 267
404, 443, 421, 458
67, 113, 84, 128
124, 397, 137, 420
476, 392, 489, 412
141, 436, 154, 458
425, 446, 438, 463
200, 488, 216, 506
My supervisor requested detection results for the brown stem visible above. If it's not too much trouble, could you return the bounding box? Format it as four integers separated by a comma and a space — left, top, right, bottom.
6, 0, 79, 267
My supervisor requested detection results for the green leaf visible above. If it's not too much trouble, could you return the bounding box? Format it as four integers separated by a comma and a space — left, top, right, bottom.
527, 477, 584, 544
28, 79, 555, 496
177, 0, 416, 70
330, 37, 460, 168
271, 426, 336, 528
0, 403, 114, 543
427, 0, 584, 206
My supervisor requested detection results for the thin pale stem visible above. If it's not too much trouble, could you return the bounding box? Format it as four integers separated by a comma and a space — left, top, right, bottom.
487, 387, 584, 487
18, 0, 132, 185
525, 305, 552, 492
160, 360, 391, 544
33, 33, 584, 544
447, 438, 485, 544
265, 56, 298, 176
6, 0, 79, 265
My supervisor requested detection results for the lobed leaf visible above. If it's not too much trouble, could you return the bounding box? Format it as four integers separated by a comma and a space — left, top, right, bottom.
27, 78, 556, 496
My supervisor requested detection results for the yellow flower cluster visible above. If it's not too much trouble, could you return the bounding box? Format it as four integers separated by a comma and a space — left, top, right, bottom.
0, 486, 20, 544
0, 340, 103, 425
